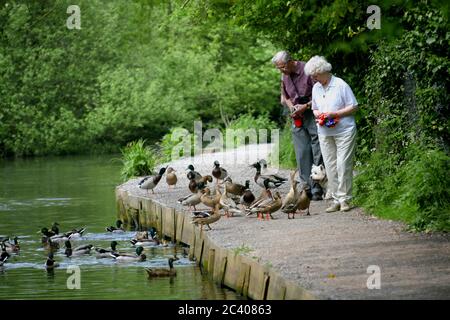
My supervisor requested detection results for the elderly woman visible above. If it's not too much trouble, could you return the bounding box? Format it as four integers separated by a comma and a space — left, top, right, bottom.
304, 56, 358, 212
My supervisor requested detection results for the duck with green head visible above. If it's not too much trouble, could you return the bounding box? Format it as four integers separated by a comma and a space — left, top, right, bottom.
95, 241, 118, 258
110, 246, 146, 262
106, 220, 124, 233
65, 240, 93, 257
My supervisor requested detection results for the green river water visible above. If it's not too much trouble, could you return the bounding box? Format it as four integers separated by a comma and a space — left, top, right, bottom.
0, 155, 243, 300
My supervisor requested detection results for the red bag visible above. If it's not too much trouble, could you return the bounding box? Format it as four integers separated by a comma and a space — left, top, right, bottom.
293, 116, 303, 127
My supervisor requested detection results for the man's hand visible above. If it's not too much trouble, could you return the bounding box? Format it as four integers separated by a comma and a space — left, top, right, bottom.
291, 104, 307, 118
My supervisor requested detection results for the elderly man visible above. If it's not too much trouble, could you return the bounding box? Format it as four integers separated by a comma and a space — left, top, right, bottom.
272, 51, 324, 200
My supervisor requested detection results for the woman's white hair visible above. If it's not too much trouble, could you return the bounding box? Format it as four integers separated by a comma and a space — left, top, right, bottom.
304, 55, 332, 76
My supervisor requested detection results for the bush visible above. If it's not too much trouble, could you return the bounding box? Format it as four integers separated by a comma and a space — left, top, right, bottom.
120, 139, 159, 181
354, 146, 450, 232
273, 120, 297, 169
225, 113, 277, 148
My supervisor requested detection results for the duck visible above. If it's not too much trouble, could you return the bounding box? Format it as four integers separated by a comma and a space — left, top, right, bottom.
0, 244, 10, 266
110, 246, 146, 262
3, 236, 20, 253
200, 187, 222, 209
145, 257, 177, 277
95, 241, 118, 258
212, 160, 228, 184
246, 191, 283, 220
106, 220, 125, 233
219, 188, 243, 217
45, 252, 59, 270
191, 204, 221, 231
138, 167, 167, 194
40, 227, 68, 243
178, 190, 202, 211
43, 237, 60, 253
224, 177, 247, 196
64, 240, 93, 257
281, 170, 301, 219
66, 227, 86, 240
51, 222, 60, 235
130, 236, 160, 246
134, 227, 158, 241
249, 161, 287, 196
186, 164, 202, 181
293, 183, 311, 218
165, 167, 178, 189
240, 180, 256, 208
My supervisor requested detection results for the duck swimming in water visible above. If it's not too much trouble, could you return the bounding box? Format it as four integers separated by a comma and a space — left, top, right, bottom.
145, 257, 177, 277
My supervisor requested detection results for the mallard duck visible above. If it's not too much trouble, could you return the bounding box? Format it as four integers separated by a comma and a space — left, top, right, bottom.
95, 241, 118, 258
224, 177, 247, 196
3, 236, 20, 253
212, 160, 228, 184
40, 227, 68, 243
110, 246, 146, 262
191, 204, 221, 231
178, 190, 202, 211
106, 220, 124, 233
67, 227, 86, 240
246, 191, 282, 220
138, 167, 167, 194
293, 183, 311, 217
43, 237, 60, 252
281, 170, 301, 219
200, 188, 221, 209
0, 244, 10, 266
249, 161, 287, 196
240, 180, 256, 208
51, 222, 60, 235
165, 167, 178, 189
219, 188, 242, 217
64, 240, 93, 257
130, 236, 160, 246
45, 252, 59, 270
134, 227, 158, 241
186, 164, 202, 181
145, 257, 177, 277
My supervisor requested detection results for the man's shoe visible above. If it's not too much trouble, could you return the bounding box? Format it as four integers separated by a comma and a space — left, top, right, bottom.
340, 201, 351, 212
312, 193, 323, 201
326, 202, 340, 213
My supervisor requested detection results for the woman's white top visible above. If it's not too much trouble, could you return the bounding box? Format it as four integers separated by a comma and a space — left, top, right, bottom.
311, 75, 358, 136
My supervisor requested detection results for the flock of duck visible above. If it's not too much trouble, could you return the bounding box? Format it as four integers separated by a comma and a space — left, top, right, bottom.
138, 159, 312, 231
1, 222, 183, 278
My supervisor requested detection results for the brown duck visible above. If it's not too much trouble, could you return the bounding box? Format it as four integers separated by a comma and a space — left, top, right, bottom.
165, 167, 177, 189
145, 257, 177, 277
191, 204, 221, 231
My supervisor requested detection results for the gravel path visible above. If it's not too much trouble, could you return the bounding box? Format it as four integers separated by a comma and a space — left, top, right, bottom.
120, 144, 450, 300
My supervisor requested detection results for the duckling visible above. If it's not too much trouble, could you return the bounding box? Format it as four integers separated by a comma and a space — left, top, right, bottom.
281, 170, 301, 218
240, 180, 256, 208
191, 204, 221, 231
110, 246, 146, 262
165, 167, 178, 189
45, 252, 59, 270
186, 164, 202, 181
224, 177, 247, 196
106, 220, 124, 233
219, 188, 242, 217
178, 190, 202, 211
145, 257, 177, 277
95, 241, 118, 258
212, 160, 228, 184
64, 240, 93, 257
138, 167, 167, 194
246, 191, 282, 220
250, 161, 287, 197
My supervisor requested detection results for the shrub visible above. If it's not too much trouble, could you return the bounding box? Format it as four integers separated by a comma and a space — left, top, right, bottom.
120, 139, 159, 181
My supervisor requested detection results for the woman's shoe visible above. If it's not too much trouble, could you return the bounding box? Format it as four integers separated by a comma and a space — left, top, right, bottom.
326, 202, 340, 212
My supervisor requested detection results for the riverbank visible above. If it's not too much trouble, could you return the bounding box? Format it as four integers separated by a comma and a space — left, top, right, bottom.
116, 144, 450, 300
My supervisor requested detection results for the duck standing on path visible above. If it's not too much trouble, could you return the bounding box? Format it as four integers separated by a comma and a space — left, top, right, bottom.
250, 161, 287, 197
294, 183, 311, 217
281, 170, 301, 219
106, 220, 124, 233
138, 167, 167, 194
178, 190, 202, 211
186, 165, 202, 181
219, 188, 242, 218
212, 160, 228, 185
246, 191, 283, 220
240, 180, 256, 209
166, 167, 178, 189
224, 177, 247, 196
191, 204, 221, 231
145, 257, 177, 277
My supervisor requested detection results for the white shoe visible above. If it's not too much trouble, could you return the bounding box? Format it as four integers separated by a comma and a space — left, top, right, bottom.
340, 201, 351, 212
326, 202, 340, 213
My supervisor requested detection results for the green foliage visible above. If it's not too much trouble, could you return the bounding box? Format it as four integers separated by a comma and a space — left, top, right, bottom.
273, 120, 297, 169
354, 146, 450, 232
120, 139, 158, 181
225, 113, 276, 147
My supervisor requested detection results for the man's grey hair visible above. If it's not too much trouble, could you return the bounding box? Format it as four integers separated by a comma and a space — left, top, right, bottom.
304, 55, 332, 76
271, 51, 291, 65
